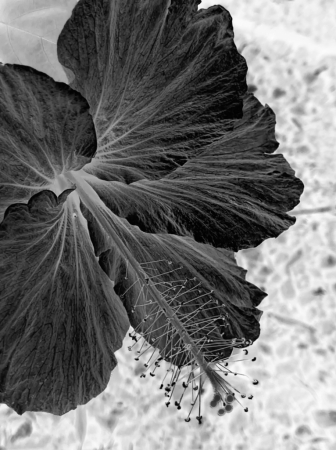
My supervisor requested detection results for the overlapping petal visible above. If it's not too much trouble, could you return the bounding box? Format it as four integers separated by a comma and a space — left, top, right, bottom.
0, 64, 97, 222
79, 195, 266, 366
58, 0, 304, 250
58, 0, 247, 183
0, 189, 129, 415
69, 93, 304, 250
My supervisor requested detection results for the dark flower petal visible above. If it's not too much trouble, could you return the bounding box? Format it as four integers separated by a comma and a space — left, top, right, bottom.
58, 1, 303, 250
0, 190, 129, 415
0, 64, 97, 222
73, 94, 304, 250
0, 0, 305, 417
80, 202, 266, 365
57, 0, 247, 183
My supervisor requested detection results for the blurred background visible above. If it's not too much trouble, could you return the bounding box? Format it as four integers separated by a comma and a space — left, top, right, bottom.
1, 0, 335, 449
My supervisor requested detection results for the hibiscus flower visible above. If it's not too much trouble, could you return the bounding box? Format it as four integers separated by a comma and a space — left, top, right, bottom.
0, 0, 304, 419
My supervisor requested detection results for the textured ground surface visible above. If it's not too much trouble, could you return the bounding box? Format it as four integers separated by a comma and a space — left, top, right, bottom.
1, 0, 335, 449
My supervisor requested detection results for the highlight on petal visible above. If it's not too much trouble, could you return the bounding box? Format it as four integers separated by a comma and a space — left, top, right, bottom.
0, 63, 97, 223
0, 189, 129, 415
0, 0, 78, 82
58, 1, 304, 250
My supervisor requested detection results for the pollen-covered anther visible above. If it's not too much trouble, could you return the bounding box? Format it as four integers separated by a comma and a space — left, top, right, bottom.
210, 398, 220, 408
224, 404, 233, 413
225, 393, 235, 404
213, 393, 221, 402
217, 408, 225, 416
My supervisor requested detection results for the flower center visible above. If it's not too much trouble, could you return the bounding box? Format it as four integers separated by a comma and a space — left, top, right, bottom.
47, 172, 75, 196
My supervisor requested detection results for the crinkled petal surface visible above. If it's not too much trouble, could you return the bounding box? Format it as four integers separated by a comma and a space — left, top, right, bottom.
0, 189, 129, 415
0, 0, 305, 416
0, 64, 97, 223
0, 0, 78, 82
76, 93, 304, 250
57, 0, 304, 251
79, 197, 265, 365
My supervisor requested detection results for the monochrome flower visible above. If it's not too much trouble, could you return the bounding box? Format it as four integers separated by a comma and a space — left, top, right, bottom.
0, 0, 303, 417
